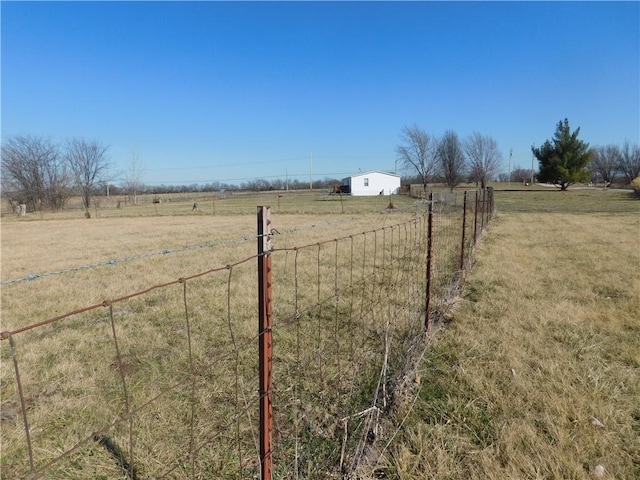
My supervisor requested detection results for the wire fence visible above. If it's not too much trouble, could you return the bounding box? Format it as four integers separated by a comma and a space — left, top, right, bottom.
1, 190, 411, 220
0, 211, 389, 287
0, 189, 494, 479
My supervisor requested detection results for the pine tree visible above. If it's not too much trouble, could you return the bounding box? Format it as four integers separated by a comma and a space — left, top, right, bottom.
532, 119, 592, 190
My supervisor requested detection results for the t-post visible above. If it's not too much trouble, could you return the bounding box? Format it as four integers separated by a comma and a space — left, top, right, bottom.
257, 206, 273, 480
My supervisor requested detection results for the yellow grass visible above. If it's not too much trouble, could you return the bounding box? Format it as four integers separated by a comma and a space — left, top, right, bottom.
1, 198, 430, 478
380, 207, 640, 479
1, 190, 417, 220
1, 208, 423, 328
9, 188, 634, 479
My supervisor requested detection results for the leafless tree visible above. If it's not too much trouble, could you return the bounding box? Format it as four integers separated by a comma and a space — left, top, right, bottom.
123, 152, 145, 204
511, 167, 533, 184
618, 141, 640, 185
395, 124, 437, 195
589, 144, 620, 187
1, 135, 72, 211
464, 132, 503, 189
437, 130, 467, 192
66, 138, 110, 209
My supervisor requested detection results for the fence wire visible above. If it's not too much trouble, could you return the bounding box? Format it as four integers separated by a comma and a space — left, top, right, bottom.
1, 208, 412, 287
269, 215, 427, 478
0, 190, 493, 479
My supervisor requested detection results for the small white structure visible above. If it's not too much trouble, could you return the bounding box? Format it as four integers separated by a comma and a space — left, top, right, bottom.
14, 204, 26, 216
342, 171, 401, 196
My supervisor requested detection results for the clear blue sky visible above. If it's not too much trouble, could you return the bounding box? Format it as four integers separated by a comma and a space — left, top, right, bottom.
2, 1, 639, 186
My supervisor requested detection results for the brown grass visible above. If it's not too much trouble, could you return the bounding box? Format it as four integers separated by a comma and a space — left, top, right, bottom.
380, 203, 640, 479
1, 190, 418, 219
4, 188, 635, 479
1, 197, 428, 478
1, 209, 422, 330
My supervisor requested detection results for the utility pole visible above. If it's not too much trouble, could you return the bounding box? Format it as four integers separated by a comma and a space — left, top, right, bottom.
309, 151, 313, 190
508, 148, 513, 186
530, 144, 535, 185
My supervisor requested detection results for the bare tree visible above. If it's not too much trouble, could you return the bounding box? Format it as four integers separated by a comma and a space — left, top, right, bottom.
124, 152, 145, 204
589, 144, 620, 187
464, 132, 503, 189
66, 138, 110, 210
437, 130, 467, 192
1, 135, 72, 211
396, 124, 437, 195
619, 141, 640, 185
511, 167, 533, 184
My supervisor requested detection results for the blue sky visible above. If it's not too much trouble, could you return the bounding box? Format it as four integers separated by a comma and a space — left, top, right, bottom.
2, 1, 639, 186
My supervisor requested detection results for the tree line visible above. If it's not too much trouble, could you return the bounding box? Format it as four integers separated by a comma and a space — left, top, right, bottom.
396, 126, 503, 192
588, 141, 640, 187
146, 177, 343, 194
0, 135, 348, 212
531, 119, 640, 190
1, 135, 112, 212
4, 124, 638, 213
398, 120, 640, 192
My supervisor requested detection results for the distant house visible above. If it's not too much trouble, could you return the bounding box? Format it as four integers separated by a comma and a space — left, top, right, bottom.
340, 171, 401, 196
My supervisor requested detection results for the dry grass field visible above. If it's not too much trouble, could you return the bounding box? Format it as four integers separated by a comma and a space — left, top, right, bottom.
0, 192, 419, 329
0, 190, 417, 220
1, 188, 637, 479
379, 189, 640, 479
1, 193, 429, 478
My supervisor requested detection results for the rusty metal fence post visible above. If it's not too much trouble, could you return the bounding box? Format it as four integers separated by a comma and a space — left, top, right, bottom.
489, 188, 494, 220
480, 188, 486, 233
459, 190, 468, 272
425, 192, 434, 331
473, 189, 479, 245
257, 206, 273, 480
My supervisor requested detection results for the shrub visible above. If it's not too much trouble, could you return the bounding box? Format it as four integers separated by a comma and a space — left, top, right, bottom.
631, 177, 640, 199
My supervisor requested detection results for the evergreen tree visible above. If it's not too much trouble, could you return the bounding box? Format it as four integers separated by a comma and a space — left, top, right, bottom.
532, 119, 592, 190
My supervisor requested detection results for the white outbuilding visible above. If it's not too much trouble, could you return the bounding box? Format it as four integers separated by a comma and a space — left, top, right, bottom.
341, 171, 401, 196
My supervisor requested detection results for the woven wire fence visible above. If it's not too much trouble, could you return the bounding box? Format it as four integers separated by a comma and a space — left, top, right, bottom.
270, 215, 428, 478
1, 257, 263, 479
0, 190, 493, 479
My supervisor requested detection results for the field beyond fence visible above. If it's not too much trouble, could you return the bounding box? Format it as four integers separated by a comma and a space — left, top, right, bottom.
1, 190, 493, 479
